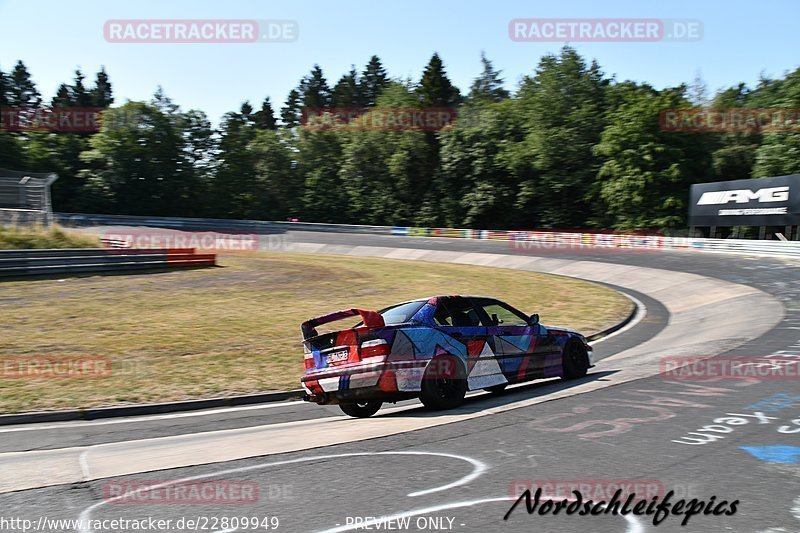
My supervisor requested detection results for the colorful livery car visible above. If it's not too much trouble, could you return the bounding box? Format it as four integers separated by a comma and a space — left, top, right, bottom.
300, 296, 593, 417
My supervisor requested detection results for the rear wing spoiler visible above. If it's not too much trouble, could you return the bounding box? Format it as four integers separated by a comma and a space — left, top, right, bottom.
301, 309, 385, 340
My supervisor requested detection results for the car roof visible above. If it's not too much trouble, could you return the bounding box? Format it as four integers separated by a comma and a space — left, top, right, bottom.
395, 295, 499, 306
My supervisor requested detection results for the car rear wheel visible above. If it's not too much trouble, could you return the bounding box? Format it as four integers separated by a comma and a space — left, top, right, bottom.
419, 355, 467, 410
562, 340, 589, 379
339, 401, 382, 418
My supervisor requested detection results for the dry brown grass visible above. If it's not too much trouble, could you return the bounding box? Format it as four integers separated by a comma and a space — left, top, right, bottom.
0, 225, 100, 249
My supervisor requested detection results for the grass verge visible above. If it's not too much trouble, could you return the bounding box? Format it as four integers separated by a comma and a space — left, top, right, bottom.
0, 225, 100, 249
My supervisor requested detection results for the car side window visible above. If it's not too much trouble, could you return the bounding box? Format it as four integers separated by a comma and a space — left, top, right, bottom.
433, 303, 453, 326
436, 298, 482, 327
477, 301, 530, 327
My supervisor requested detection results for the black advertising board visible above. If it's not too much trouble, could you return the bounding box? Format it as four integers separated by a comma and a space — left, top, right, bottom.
689, 174, 800, 226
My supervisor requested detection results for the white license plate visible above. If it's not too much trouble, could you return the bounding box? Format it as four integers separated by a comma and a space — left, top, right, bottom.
327, 350, 350, 363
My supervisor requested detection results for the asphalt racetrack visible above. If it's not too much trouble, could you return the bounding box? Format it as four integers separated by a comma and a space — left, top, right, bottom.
1, 228, 799, 533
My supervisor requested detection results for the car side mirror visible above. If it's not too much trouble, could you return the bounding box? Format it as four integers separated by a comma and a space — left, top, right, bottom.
529, 313, 539, 325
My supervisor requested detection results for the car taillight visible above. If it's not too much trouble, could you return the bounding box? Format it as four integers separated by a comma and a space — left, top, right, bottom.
360, 338, 390, 358
303, 344, 315, 370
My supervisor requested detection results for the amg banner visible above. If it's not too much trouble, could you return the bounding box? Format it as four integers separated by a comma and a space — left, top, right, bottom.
689, 174, 800, 226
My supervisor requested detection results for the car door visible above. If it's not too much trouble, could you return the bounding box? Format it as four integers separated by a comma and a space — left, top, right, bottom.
432, 296, 486, 347
431, 297, 496, 387
474, 298, 557, 382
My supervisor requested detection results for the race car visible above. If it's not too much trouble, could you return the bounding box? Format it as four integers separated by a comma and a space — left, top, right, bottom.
300, 295, 593, 417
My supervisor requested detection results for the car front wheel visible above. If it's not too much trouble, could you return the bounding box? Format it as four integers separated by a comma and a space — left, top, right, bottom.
562, 340, 589, 379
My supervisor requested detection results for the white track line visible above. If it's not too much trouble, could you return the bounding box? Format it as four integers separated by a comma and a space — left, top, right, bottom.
77, 451, 486, 533
0, 400, 304, 433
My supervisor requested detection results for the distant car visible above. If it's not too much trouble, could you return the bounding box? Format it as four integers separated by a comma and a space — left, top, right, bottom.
300, 295, 593, 417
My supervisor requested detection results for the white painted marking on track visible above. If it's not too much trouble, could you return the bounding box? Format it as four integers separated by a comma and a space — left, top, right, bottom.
76, 451, 487, 533
0, 400, 304, 433
78, 450, 91, 480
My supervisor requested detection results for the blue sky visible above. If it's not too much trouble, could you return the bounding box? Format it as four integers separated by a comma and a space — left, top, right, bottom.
1, 0, 798, 124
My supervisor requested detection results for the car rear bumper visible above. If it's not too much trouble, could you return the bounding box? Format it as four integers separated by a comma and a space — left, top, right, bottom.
301, 358, 428, 404
303, 388, 417, 405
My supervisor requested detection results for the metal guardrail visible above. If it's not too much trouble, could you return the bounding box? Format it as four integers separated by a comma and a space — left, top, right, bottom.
53, 212, 800, 259
55, 213, 392, 235
0, 248, 216, 278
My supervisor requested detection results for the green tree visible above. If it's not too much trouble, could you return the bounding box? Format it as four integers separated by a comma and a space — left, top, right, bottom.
25, 132, 89, 212
412, 55, 462, 225
437, 100, 523, 228
467, 52, 509, 104
708, 83, 759, 181
240, 101, 254, 122
8, 60, 41, 108
0, 68, 9, 106
360, 55, 389, 108
514, 46, 608, 228
71, 69, 93, 108
253, 97, 277, 130
51, 84, 73, 107
79, 94, 207, 215
249, 129, 297, 219
210, 105, 259, 217
179, 108, 216, 216
0, 64, 27, 172
417, 53, 461, 108
33, 67, 115, 211
297, 126, 346, 222
281, 89, 301, 128
752, 67, 800, 177
332, 66, 363, 109
91, 66, 114, 108
593, 85, 712, 229
0, 133, 24, 169
299, 65, 331, 110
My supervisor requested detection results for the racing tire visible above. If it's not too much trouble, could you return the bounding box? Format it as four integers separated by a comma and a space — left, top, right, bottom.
419, 355, 468, 410
339, 401, 383, 418
561, 340, 590, 380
